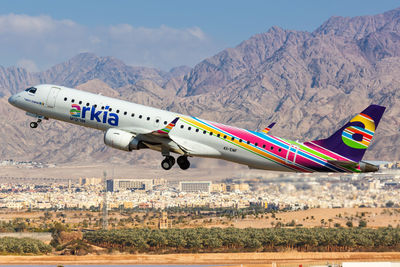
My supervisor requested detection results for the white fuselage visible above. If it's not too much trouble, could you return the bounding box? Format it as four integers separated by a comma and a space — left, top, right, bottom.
8, 84, 301, 172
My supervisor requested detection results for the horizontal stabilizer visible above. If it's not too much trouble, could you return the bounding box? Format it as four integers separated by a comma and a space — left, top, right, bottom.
327, 160, 358, 168
328, 160, 379, 172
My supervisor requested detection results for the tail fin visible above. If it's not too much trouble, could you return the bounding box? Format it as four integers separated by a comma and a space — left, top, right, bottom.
306, 105, 386, 162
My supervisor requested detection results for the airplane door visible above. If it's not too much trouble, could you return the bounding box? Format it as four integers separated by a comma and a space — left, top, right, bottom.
286, 144, 299, 163
46, 87, 61, 108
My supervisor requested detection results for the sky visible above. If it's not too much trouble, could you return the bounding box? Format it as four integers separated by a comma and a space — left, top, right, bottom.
0, 0, 399, 72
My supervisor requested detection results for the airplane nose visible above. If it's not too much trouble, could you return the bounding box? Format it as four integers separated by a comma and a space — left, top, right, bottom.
8, 94, 17, 106
8, 95, 15, 104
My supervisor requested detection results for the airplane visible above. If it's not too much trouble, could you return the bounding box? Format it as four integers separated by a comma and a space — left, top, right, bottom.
8, 84, 386, 173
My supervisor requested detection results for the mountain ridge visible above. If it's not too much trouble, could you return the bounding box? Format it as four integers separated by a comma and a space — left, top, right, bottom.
2, 7, 400, 167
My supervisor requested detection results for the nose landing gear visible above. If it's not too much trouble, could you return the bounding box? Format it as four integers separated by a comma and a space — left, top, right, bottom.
30, 119, 42, 129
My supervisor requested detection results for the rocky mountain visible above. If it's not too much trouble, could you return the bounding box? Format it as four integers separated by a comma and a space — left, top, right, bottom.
1, 7, 400, 167
0, 53, 190, 96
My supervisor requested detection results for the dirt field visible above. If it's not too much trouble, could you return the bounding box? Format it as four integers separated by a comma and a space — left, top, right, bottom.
231, 208, 400, 228
2, 207, 400, 230
1, 252, 400, 266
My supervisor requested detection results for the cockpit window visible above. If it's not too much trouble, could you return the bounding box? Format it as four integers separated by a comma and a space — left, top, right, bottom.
25, 87, 37, 94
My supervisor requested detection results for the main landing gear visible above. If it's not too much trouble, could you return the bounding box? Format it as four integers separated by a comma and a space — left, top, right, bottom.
161, 156, 175, 170
30, 119, 42, 129
161, 155, 190, 170
177, 155, 190, 170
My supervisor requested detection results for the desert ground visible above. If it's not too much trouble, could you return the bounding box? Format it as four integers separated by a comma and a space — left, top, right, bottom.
1, 207, 400, 231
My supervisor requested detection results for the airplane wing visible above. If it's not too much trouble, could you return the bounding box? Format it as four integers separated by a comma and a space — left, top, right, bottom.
119, 117, 179, 136
118, 117, 219, 156
118, 117, 189, 155
260, 122, 276, 135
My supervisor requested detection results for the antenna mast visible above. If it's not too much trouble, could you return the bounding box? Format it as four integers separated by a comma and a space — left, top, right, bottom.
102, 171, 108, 230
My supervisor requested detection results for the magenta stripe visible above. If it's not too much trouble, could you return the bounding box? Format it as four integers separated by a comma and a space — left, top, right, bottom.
305, 142, 351, 161
210, 122, 265, 144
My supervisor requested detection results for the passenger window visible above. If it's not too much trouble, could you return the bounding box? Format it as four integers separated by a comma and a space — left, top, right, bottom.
109, 108, 112, 111
147, 117, 150, 120
239, 139, 242, 143
71, 99, 75, 103
180, 125, 184, 129
101, 106, 104, 110
270, 146, 274, 150
203, 130, 207, 134
223, 135, 227, 139
278, 148, 282, 152
94, 104, 97, 108
188, 127, 191, 130
217, 134, 220, 137
131, 113, 135, 117
116, 109, 119, 113
156, 119, 159, 123
209, 132, 213, 136
196, 129, 199, 132
255, 143, 258, 147
64, 97, 67, 101
231, 137, 235, 141
124, 111, 127, 115
262, 144, 266, 149
79, 101, 82, 105
86, 103, 90, 106
247, 141, 250, 144
139, 115, 142, 119
164, 121, 167, 125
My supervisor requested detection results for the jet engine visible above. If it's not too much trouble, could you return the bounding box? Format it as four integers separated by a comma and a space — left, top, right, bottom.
104, 128, 145, 151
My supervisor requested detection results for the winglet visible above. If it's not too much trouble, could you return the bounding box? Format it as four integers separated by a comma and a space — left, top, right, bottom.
153, 117, 179, 136
261, 122, 276, 135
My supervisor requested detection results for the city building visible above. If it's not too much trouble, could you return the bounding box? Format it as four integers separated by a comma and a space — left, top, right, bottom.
179, 181, 212, 193
106, 179, 153, 192
227, 183, 250, 192
79, 177, 103, 186
158, 211, 170, 229
211, 183, 227, 193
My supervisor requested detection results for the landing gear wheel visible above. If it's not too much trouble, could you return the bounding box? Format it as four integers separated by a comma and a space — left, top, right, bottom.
161, 156, 175, 170
30, 122, 38, 128
168, 156, 175, 166
177, 156, 190, 170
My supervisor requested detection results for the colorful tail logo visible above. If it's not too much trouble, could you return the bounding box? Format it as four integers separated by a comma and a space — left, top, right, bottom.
70, 104, 81, 117
342, 113, 375, 149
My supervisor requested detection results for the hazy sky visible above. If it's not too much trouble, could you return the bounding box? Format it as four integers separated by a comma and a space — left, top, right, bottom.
1, 0, 399, 71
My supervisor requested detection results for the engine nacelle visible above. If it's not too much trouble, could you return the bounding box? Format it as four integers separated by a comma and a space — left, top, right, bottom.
104, 128, 144, 151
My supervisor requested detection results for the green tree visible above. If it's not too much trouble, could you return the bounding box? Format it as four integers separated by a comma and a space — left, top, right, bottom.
346, 221, 353, 228
358, 220, 367, 228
